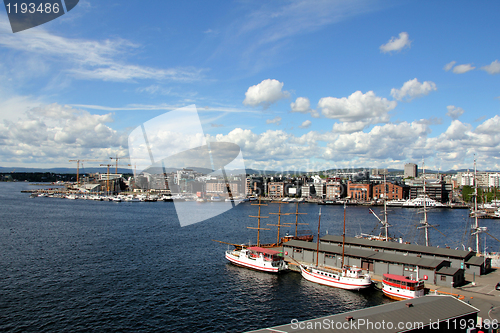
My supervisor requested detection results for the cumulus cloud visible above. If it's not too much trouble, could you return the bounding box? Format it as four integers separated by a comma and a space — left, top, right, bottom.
332, 121, 367, 133
452, 64, 475, 74
266, 116, 282, 125
243, 79, 290, 108
291, 97, 311, 113
0, 103, 126, 165
446, 105, 465, 120
318, 91, 396, 128
380, 32, 411, 53
299, 120, 312, 129
480, 60, 500, 75
205, 114, 500, 171
390, 78, 437, 101
443, 61, 456, 72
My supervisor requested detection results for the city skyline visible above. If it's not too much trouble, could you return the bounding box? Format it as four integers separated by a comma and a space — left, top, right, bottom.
0, 1, 499, 172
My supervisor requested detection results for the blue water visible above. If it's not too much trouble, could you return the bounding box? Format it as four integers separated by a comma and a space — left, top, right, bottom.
1, 182, 498, 332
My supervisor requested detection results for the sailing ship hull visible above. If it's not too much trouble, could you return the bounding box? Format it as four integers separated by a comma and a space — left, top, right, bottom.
299, 266, 371, 291
225, 250, 286, 273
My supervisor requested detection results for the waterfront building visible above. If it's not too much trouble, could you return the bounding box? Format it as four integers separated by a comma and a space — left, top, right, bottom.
246, 176, 264, 196
489, 173, 500, 188
372, 182, 407, 200
313, 183, 326, 199
99, 173, 122, 181
206, 181, 241, 195
347, 181, 372, 201
325, 180, 344, 199
457, 171, 498, 188
320, 235, 489, 276
283, 239, 465, 286
268, 182, 284, 197
404, 163, 418, 178
301, 184, 313, 198
407, 179, 449, 203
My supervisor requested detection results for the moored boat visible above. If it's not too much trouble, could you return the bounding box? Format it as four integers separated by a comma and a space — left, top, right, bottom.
225, 246, 287, 273
382, 273, 425, 300
300, 265, 372, 291
300, 204, 372, 291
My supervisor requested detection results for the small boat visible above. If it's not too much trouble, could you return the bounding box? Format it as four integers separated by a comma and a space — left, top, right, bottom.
300, 204, 372, 291
382, 274, 425, 300
225, 246, 287, 273
299, 265, 372, 291
211, 196, 222, 202
386, 199, 406, 206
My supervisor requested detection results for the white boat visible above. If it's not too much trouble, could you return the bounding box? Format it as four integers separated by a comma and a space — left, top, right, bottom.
125, 196, 140, 202
402, 195, 445, 207
300, 205, 372, 290
299, 265, 372, 291
65, 194, 77, 200
225, 246, 287, 273
211, 196, 222, 202
386, 199, 406, 206
382, 273, 425, 300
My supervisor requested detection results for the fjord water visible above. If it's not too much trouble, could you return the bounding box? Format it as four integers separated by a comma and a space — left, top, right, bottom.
1, 183, 498, 332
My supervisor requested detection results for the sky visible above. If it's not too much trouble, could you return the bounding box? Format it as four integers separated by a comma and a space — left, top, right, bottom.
0, 0, 499, 173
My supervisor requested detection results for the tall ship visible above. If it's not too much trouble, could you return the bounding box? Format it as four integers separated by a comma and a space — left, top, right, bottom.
299, 205, 372, 291
382, 274, 425, 300
224, 197, 288, 273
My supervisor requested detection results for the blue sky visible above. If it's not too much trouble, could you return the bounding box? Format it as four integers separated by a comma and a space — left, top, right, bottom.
0, 1, 499, 172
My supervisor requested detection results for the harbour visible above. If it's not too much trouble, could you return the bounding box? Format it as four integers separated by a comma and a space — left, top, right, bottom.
4, 182, 500, 332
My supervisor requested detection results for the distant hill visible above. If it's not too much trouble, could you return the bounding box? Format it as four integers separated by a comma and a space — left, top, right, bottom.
1, 166, 497, 175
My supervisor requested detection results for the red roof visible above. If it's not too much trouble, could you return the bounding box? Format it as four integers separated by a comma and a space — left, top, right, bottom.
383, 274, 419, 282
247, 247, 282, 256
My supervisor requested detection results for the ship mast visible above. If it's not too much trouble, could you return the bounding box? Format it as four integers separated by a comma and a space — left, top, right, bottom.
341, 203, 346, 269
248, 197, 269, 247
470, 156, 484, 254
284, 202, 307, 237
418, 160, 431, 246
316, 207, 322, 267
383, 174, 389, 240
268, 203, 291, 245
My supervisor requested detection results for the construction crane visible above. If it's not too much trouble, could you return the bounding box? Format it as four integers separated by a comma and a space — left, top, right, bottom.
110, 155, 130, 174
69, 159, 102, 185
100, 163, 131, 194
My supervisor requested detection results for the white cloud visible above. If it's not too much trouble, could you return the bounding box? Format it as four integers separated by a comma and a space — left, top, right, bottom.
446, 105, 465, 120
443, 61, 456, 71
0, 103, 126, 166
299, 120, 312, 128
452, 64, 475, 74
206, 115, 500, 171
266, 116, 282, 125
480, 60, 500, 75
332, 121, 367, 133
243, 79, 290, 108
0, 21, 204, 83
291, 97, 311, 113
390, 78, 437, 101
380, 32, 411, 53
318, 90, 396, 126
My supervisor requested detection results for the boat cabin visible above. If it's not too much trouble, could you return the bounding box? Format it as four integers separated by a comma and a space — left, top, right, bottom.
383, 274, 424, 290
246, 247, 283, 262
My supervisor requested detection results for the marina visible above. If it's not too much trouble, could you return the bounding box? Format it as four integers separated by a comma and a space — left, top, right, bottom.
4, 182, 500, 332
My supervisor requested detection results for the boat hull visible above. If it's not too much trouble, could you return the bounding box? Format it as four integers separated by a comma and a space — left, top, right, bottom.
299, 266, 371, 291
